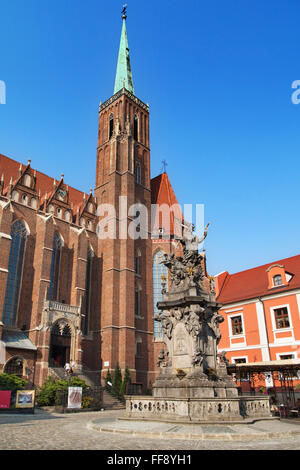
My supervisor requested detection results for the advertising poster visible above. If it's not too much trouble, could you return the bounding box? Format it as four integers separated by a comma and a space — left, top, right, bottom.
67, 387, 82, 409
15, 390, 35, 408
0, 391, 11, 409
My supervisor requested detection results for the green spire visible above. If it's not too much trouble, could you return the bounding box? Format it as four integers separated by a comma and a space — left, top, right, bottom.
114, 12, 135, 95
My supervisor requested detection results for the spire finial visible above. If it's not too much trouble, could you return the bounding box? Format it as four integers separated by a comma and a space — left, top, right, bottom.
114, 4, 135, 95
122, 4, 127, 20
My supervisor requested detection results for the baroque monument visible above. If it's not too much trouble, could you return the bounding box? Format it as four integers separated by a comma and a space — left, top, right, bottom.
125, 224, 272, 423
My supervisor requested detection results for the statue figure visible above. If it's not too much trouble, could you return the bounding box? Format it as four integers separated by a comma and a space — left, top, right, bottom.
218, 351, 229, 365
157, 350, 165, 367
159, 310, 173, 340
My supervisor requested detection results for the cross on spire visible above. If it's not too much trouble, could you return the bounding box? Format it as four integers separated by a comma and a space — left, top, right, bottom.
161, 160, 168, 173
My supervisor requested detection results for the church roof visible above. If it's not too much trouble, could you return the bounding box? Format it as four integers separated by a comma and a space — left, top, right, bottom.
150, 172, 183, 237
216, 254, 300, 304
0, 155, 182, 231
0, 153, 89, 216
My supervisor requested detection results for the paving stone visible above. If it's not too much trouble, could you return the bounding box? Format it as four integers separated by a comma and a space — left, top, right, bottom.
1, 409, 300, 450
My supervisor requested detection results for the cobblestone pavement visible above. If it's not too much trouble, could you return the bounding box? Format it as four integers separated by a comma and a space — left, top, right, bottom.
1, 409, 300, 450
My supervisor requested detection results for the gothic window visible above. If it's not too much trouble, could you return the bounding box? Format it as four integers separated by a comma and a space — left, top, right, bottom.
273, 274, 283, 287
11, 191, 19, 202
2, 220, 28, 326
135, 163, 141, 184
62, 324, 72, 337
4, 357, 24, 376
109, 113, 114, 139
23, 174, 31, 187
48, 232, 63, 301
134, 114, 138, 141
135, 287, 141, 317
83, 245, 93, 335
152, 251, 168, 338
135, 249, 141, 275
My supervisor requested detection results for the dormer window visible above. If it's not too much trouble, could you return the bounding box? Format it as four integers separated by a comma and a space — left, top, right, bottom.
267, 264, 288, 289
273, 274, 283, 287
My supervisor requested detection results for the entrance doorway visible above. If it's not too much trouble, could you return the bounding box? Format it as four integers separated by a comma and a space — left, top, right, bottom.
49, 323, 72, 368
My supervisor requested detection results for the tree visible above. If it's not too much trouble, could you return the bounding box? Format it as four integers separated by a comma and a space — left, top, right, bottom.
111, 363, 122, 398
120, 366, 131, 397
105, 369, 112, 392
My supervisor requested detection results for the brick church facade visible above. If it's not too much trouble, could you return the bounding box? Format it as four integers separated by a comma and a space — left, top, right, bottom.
0, 14, 212, 390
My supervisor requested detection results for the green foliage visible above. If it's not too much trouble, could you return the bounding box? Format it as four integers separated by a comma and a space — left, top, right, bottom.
0, 373, 27, 392
120, 366, 131, 397
81, 396, 94, 409
105, 369, 112, 392
111, 363, 122, 398
37, 376, 88, 407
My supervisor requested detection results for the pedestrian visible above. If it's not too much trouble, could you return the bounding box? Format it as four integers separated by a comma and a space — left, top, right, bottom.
70, 360, 76, 374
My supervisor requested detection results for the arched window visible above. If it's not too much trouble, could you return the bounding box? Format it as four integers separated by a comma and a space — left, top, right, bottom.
4, 357, 24, 376
135, 163, 141, 184
109, 113, 114, 139
83, 245, 93, 335
2, 220, 28, 326
48, 232, 63, 301
152, 251, 168, 338
135, 285, 141, 317
273, 274, 283, 287
135, 249, 141, 275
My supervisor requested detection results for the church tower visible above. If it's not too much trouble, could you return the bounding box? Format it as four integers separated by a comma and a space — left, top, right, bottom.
95, 9, 154, 388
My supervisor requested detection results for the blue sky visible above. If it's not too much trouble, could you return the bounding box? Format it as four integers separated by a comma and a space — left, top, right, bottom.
0, 0, 300, 276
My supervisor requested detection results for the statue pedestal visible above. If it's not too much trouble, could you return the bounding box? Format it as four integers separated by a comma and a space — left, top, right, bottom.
124, 395, 272, 423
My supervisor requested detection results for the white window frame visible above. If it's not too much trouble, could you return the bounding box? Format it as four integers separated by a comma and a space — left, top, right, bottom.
228, 312, 245, 338
276, 351, 297, 361
232, 355, 249, 381
270, 304, 293, 332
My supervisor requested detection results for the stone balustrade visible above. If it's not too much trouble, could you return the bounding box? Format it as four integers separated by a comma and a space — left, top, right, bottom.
125, 396, 271, 423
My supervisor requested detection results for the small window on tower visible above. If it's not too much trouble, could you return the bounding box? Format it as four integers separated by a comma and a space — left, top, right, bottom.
134, 114, 138, 141
135, 163, 141, 184
109, 113, 114, 139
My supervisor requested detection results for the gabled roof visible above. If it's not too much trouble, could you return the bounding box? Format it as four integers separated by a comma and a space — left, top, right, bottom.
0, 153, 89, 216
216, 254, 300, 305
150, 172, 183, 237
150, 172, 180, 207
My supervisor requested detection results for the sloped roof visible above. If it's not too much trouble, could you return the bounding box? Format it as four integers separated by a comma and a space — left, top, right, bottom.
0, 154, 183, 232
217, 254, 300, 304
0, 153, 89, 214
2, 329, 37, 351
150, 172, 183, 236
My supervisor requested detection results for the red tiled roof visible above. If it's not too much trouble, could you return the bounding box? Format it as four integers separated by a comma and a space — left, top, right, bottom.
0, 154, 183, 225
150, 172, 183, 236
217, 254, 300, 304
0, 153, 88, 212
